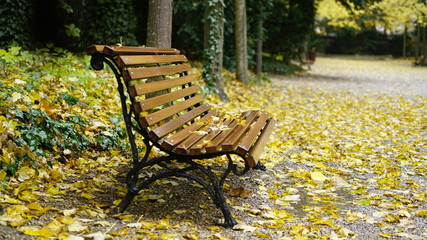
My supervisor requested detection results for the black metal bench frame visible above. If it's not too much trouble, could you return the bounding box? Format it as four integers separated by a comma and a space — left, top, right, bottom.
87, 45, 274, 228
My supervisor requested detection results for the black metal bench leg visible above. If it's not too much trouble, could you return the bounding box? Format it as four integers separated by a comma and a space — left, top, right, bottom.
110, 189, 138, 215
217, 201, 238, 228
213, 186, 238, 228
253, 161, 267, 171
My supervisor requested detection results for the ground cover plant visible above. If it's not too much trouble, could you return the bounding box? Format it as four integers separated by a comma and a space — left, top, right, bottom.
1, 48, 427, 239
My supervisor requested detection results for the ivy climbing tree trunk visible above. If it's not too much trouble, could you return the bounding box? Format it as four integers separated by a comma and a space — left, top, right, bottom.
235, 0, 248, 85
146, 0, 173, 48
203, 0, 228, 101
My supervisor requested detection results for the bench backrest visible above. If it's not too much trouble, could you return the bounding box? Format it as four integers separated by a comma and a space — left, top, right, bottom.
87, 45, 211, 144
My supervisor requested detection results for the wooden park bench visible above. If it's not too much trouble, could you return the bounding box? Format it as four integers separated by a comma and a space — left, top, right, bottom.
299, 49, 316, 70
413, 55, 426, 66
86, 45, 275, 228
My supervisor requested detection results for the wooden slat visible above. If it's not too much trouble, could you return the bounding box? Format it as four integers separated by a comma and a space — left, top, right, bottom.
235, 112, 270, 156
149, 103, 211, 141
136, 85, 199, 111
221, 111, 260, 152
205, 112, 250, 153
129, 75, 195, 97
104, 45, 180, 56
175, 123, 213, 155
188, 113, 230, 155
85, 45, 105, 55
245, 118, 276, 168
123, 63, 192, 81
116, 55, 188, 68
139, 95, 204, 127
161, 111, 219, 150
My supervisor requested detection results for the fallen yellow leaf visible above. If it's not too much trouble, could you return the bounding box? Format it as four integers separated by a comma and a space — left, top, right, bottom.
311, 171, 327, 184
19, 226, 57, 237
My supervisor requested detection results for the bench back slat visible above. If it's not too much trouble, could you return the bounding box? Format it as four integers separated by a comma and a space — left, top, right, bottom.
104, 45, 180, 55
139, 95, 204, 128
129, 75, 195, 97
135, 85, 199, 112
149, 103, 212, 141
123, 63, 192, 81
116, 55, 188, 67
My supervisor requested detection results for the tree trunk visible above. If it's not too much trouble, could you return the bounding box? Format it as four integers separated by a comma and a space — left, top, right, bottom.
146, 0, 173, 100
416, 24, 420, 58
146, 0, 173, 48
235, 0, 248, 85
423, 24, 427, 56
256, 15, 263, 76
203, 1, 228, 101
403, 26, 406, 58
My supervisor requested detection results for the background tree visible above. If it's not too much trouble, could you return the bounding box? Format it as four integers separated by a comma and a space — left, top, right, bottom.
83, 0, 138, 48
172, 1, 205, 59
317, 0, 427, 56
145, 0, 173, 100
203, 0, 228, 101
369, 0, 427, 57
1, 0, 424, 77
253, 2, 268, 76
263, 0, 316, 62
146, 0, 173, 48
235, 0, 248, 84
0, 0, 35, 48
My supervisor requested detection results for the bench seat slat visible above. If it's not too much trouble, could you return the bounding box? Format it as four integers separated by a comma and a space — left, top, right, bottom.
205, 111, 251, 153
161, 111, 219, 150
123, 63, 192, 81
221, 111, 260, 152
116, 55, 188, 67
188, 113, 231, 155
139, 95, 204, 127
173, 113, 230, 155
135, 85, 199, 112
149, 103, 211, 141
235, 112, 270, 156
245, 118, 276, 167
175, 124, 213, 155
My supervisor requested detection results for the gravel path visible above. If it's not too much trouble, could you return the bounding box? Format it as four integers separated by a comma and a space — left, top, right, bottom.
268, 57, 427, 239
272, 57, 427, 96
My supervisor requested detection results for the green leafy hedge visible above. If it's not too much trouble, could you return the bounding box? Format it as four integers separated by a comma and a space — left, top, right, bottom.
0, 0, 35, 48
0, 47, 127, 176
0, 0, 138, 49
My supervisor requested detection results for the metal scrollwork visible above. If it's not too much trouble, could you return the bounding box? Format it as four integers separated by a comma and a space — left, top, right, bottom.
90, 52, 105, 70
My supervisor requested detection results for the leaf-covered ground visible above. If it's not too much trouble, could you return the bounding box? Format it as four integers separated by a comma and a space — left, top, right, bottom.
1, 53, 427, 239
